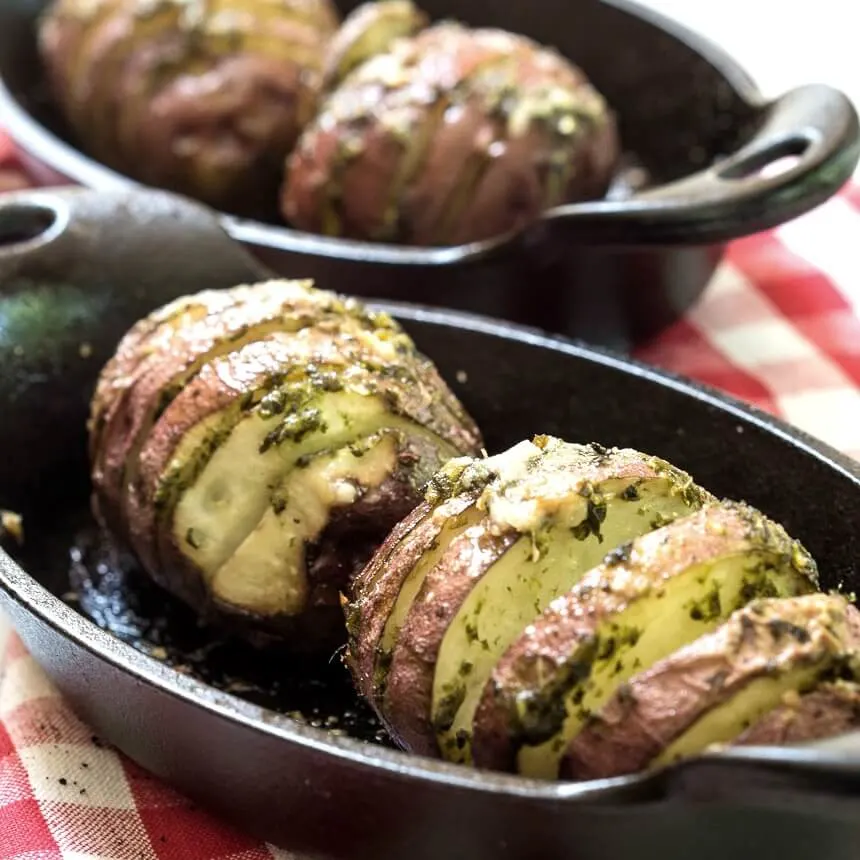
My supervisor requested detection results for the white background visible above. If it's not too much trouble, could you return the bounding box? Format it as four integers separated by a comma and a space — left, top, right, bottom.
638, 1, 860, 126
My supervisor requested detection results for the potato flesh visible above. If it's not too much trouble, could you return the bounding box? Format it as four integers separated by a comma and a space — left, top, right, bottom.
433, 479, 698, 763
211, 430, 398, 616
653, 667, 826, 767
173, 392, 409, 575
516, 552, 813, 779
119, 313, 322, 503
377, 505, 484, 677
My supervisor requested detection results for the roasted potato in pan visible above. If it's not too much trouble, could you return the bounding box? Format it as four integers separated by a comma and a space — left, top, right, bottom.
39, 0, 341, 218
561, 593, 860, 780
88, 278, 482, 650
346, 435, 713, 757
472, 502, 819, 779
282, 22, 620, 246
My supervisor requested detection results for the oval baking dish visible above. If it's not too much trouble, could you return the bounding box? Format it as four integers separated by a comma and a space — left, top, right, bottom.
0, 0, 858, 350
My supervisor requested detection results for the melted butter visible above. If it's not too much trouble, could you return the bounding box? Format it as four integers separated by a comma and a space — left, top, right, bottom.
426, 436, 670, 536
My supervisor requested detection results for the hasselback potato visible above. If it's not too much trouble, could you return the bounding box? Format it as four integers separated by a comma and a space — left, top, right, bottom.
474, 502, 818, 779
346, 436, 714, 757
88, 279, 482, 649
282, 22, 620, 245
343, 433, 860, 776
39, 0, 341, 217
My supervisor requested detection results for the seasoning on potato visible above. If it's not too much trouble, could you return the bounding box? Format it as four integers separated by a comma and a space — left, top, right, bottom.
87, 278, 483, 650
38, 0, 341, 218
345, 435, 713, 757
474, 501, 819, 779
282, 22, 620, 246
561, 592, 860, 780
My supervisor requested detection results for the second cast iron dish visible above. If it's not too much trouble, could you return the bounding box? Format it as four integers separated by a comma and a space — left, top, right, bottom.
0, 0, 858, 348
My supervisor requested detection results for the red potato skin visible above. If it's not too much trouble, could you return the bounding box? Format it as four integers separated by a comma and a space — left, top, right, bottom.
382, 524, 516, 755
560, 596, 860, 781
734, 683, 860, 747
88, 285, 278, 463
88, 292, 224, 461
130, 52, 320, 219
470, 502, 817, 773
282, 23, 620, 245
345, 495, 476, 710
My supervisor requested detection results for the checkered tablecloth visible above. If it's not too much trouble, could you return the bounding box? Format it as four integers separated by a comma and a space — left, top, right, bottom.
2, 127, 860, 858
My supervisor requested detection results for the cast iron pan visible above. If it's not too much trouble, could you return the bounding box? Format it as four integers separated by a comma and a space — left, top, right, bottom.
0, 0, 858, 350
3, 186, 860, 859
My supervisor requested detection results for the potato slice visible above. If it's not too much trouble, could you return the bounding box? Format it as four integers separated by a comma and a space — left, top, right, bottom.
40, 0, 341, 214
88, 279, 482, 648
208, 428, 401, 617
562, 593, 860, 780
346, 494, 475, 712
321, 0, 429, 92
94, 280, 340, 534
353, 435, 712, 757
472, 501, 818, 778
734, 681, 860, 747
89, 287, 240, 462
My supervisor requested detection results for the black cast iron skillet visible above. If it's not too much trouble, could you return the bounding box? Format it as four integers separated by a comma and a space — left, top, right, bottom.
0, 0, 858, 350
3, 186, 860, 860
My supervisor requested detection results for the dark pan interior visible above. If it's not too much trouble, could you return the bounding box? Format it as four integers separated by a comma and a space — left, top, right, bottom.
4, 299, 860, 858
0, 0, 763, 218
4, 306, 860, 752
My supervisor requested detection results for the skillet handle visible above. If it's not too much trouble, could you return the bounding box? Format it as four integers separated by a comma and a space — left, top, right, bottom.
543, 84, 860, 246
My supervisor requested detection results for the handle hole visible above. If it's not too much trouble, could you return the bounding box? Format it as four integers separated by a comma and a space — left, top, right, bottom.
719, 136, 810, 181
0, 202, 59, 248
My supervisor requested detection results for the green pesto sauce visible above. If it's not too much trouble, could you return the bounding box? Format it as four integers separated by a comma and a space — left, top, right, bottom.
570, 497, 607, 542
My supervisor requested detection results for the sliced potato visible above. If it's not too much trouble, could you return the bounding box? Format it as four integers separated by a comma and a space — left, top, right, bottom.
561, 593, 860, 780
734, 681, 860, 747
89, 279, 482, 648
348, 435, 713, 757
471, 501, 819, 778
282, 22, 619, 245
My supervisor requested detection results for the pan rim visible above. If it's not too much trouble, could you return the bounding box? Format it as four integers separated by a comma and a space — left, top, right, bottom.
0, 0, 767, 264
1, 299, 859, 803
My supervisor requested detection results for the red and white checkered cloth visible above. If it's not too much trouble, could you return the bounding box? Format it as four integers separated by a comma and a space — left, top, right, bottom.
2, 127, 860, 858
